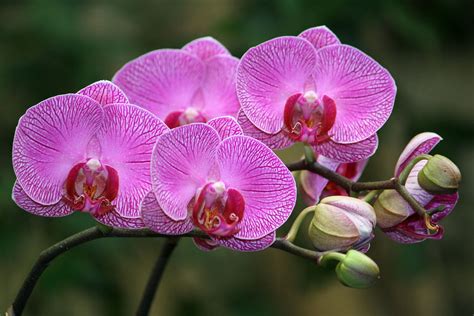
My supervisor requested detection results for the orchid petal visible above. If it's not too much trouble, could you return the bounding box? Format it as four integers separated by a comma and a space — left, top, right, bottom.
77, 80, 129, 105
152, 124, 220, 221
315, 134, 378, 163
12, 182, 73, 217
216, 136, 296, 239
182, 36, 230, 61
298, 26, 340, 50
201, 55, 240, 118
394, 132, 442, 176
218, 232, 276, 252
313, 44, 396, 143
94, 211, 145, 229
113, 49, 205, 118
237, 110, 293, 150
141, 191, 194, 234
207, 116, 243, 140
404, 160, 435, 214
300, 156, 340, 204
237, 36, 317, 134
13, 94, 103, 204
96, 103, 169, 218
428, 192, 458, 223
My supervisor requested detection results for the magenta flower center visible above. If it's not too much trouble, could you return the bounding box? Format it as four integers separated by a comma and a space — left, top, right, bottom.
283, 91, 336, 144
164, 107, 207, 128
192, 181, 245, 237
63, 158, 119, 216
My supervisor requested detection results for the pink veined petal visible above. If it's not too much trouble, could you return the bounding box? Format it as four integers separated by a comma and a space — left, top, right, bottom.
201, 55, 240, 118
94, 210, 145, 229
216, 136, 296, 240
383, 230, 425, 244
140, 191, 194, 234
298, 26, 341, 50
237, 36, 317, 134
394, 132, 442, 176
152, 123, 221, 221
237, 110, 293, 150
313, 44, 396, 143
182, 36, 230, 61
77, 80, 129, 105
96, 103, 169, 218
217, 231, 276, 252
300, 155, 340, 204
193, 237, 220, 251
112, 49, 205, 119
207, 116, 243, 140
427, 192, 458, 223
315, 134, 379, 163
13, 94, 103, 205
12, 181, 73, 217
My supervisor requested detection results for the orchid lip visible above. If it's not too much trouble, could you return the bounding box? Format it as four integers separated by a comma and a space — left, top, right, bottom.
63, 159, 119, 216
283, 92, 336, 145
164, 107, 207, 128
192, 182, 245, 237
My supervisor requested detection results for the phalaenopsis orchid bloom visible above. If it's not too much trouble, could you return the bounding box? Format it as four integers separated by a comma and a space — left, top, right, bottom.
12, 81, 168, 228
113, 37, 239, 128
236, 26, 395, 163
140, 121, 296, 251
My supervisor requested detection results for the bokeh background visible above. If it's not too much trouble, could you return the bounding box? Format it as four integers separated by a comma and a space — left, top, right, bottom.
1, 0, 473, 315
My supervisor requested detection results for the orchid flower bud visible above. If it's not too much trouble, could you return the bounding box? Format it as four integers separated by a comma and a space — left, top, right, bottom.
334, 250, 380, 288
373, 190, 412, 228
418, 154, 461, 194
308, 196, 376, 252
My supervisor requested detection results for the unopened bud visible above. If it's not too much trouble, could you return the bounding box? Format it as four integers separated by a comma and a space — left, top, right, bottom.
418, 154, 461, 194
308, 196, 376, 252
373, 190, 411, 228
334, 250, 380, 288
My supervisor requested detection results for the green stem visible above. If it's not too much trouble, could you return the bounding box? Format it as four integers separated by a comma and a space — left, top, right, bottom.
285, 206, 316, 243
319, 252, 346, 266
398, 154, 432, 185
363, 189, 382, 203
304, 145, 316, 165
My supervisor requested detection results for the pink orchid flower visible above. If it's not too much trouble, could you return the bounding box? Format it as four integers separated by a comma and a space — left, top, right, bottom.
236, 26, 395, 163
113, 37, 239, 128
12, 81, 169, 228
383, 132, 459, 243
300, 155, 370, 205
141, 121, 296, 251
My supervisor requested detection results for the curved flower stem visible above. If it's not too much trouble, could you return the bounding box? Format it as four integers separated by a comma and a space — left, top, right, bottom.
285, 206, 316, 242
286, 159, 429, 217
7, 227, 322, 316
397, 154, 432, 185
136, 238, 179, 316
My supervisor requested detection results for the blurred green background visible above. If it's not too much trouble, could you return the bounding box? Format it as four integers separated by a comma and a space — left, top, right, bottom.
1, 0, 473, 315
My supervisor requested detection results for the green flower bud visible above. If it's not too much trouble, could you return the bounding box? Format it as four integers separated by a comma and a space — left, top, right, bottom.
373, 190, 411, 228
418, 154, 461, 194
308, 196, 376, 252
335, 250, 380, 289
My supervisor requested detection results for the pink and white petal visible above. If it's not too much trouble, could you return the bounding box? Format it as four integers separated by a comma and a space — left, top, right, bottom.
207, 116, 243, 140
77, 80, 129, 105
237, 110, 293, 150
96, 103, 169, 218
201, 55, 240, 118
12, 182, 73, 217
13, 94, 103, 205
383, 229, 425, 244
94, 211, 145, 229
218, 232, 276, 252
141, 191, 194, 234
237, 36, 317, 134
404, 160, 435, 213
426, 192, 458, 223
394, 132, 442, 176
300, 155, 340, 204
216, 136, 296, 240
182, 36, 230, 61
313, 44, 396, 143
112, 49, 205, 119
315, 134, 378, 163
152, 124, 221, 221
298, 26, 341, 50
